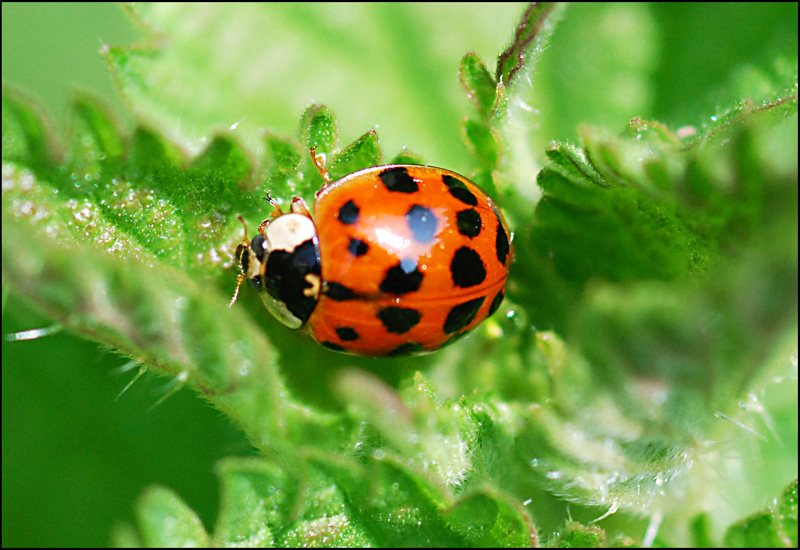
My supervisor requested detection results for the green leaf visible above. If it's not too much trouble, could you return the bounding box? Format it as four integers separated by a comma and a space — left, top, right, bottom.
301, 103, 338, 157
213, 458, 282, 546
462, 117, 499, 171
723, 507, 788, 548
69, 93, 126, 164
262, 132, 303, 196
690, 512, 714, 548
2, 84, 60, 168
3, 4, 797, 548
313, 453, 463, 547
100, 4, 525, 169
723, 511, 783, 548
390, 147, 426, 165
496, 3, 564, 90
134, 486, 210, 547
553, 521, 606, 548
778, 479, 799, 548
335, 369, 478, 490
328, 129, 382, 180
459, 52, 496, 119
543, 141, 608, 189
444, 488, 536, 547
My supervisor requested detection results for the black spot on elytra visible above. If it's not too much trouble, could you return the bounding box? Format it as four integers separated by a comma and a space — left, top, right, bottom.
450, 247, 486, 288
444, 297, 485, 334
443, 174, 478, 206
338, 200, 360, 224
325, 282, 356, 301
379, 167, 418, 193
406, 205, 437, 243
378, 307, 421, 334
321, 341, 345, 352
456, 209, 482, 238
494, 208, 510, 265
488, 289, 505, 316
347, 238, 369, 257
335, 327, 359, 341
380, 261, 423, 294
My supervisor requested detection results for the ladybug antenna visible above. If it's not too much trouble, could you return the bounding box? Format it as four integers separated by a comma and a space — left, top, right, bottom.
229, 216, 249, 307
229, 274, 245, 308
235, 215, 249, 243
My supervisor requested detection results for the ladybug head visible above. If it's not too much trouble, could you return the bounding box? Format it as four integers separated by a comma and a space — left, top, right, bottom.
231, 212, 322, 330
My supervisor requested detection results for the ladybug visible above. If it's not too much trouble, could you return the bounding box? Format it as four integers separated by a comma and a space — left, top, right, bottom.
232, 150, 512, 357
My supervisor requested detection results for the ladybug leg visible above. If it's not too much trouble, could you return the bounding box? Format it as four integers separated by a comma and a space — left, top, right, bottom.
310, 147, 332, 184
234, 215, 250, 245
290, 197, 313, 218
265, 194, 285, 217
256, 196, 286, 235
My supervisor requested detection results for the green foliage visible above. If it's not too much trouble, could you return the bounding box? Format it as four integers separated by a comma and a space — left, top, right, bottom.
719, 479, 799, 548
2, 3, 797, 547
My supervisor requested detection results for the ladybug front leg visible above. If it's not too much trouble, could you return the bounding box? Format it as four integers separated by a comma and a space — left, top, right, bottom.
256, 195, 286, 235
290, 197, 313, 218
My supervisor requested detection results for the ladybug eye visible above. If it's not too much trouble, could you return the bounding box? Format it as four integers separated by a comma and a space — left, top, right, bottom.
250, 234, 267, 261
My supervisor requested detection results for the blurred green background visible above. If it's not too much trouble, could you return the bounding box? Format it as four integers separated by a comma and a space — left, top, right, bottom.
2, 5, 240, 547
2, 3, 797, 546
